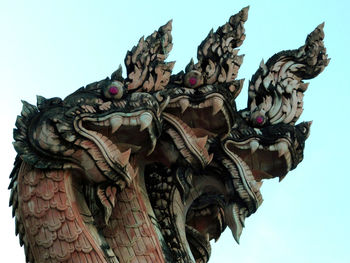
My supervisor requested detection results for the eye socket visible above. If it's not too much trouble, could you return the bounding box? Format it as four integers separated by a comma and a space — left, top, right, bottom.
184, 70, 203, 88
103, 81, 124, 100
255, 116, 264, 125
251, 110, 266, 126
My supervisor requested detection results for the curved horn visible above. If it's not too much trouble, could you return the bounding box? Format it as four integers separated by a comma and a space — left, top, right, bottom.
124, 20, 175, 92
182, 7, 249, 97
247, 23, 330, 126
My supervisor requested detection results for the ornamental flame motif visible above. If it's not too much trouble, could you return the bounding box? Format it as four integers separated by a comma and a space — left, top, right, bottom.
9, 7, 329, 263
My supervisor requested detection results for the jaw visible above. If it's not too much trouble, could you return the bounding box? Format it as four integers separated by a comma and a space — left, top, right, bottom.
224, 137, 293, 182
185, 196, 226, 262
145, 161, 259, 263
74, 109, 159, 182
164, 92, 233, 139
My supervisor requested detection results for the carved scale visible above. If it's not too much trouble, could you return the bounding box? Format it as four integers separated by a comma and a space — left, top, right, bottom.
9, 7, 329, 263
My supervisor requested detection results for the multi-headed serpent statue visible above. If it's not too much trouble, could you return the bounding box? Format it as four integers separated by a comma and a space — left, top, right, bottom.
9, 7, 329, 263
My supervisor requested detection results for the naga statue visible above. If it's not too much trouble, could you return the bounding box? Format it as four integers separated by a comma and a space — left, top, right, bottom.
9, 7, 329, 263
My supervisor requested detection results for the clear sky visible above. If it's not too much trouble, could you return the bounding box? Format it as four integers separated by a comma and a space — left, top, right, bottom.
0, 1, 349, 262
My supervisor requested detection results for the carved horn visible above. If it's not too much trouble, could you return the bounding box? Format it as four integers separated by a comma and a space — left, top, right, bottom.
124, 20, 175, 92
247, 23, 330, 126
183, 7, 249, 97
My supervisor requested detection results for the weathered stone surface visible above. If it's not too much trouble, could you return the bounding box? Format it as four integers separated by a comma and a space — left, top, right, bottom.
9, 7, 328, 263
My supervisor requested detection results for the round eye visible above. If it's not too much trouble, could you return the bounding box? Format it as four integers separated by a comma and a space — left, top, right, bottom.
256, 116, 264, 125
184, 70, 202, 88
104, 81, 124, 99
251, 111, 266, 126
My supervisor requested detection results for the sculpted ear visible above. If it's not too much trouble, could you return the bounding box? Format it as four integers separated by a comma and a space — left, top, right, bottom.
247, 23, 330, 127
13, 99, 70, 169
124, 20, 175, 92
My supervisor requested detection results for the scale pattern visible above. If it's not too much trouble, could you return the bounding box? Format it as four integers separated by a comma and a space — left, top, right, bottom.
18, 163, 107, 263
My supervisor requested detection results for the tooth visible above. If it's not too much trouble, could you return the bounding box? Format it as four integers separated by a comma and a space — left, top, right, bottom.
225, 203, 243, 244
119, 148, 131, 166
284, 151, 292, 171
239, 208, 247, 227
279, 175, 286, 182
159, 95, 170, 113
277, 141, 289, 157
269, 145, 276, 151
139, 112, 153, 131
208, 153, 214, 164
123, 118, 130, 126
217, 211, 223, 232
205, 233, 210, 242
204, 99, 211, 107
147, 126, 157, 156
250, 140, 259, 154
130, 117, 138, 126
212, 97, 224, 116
110, 115, 123, 133
256, 181, 263, 189
178, 98, 190, 113
196, 135, 208, 148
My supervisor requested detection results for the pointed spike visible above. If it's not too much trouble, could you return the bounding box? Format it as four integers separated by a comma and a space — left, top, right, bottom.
208, 153, 214, 164
225, 203, 243, 244
111, 64, 123, 81
179, 98, 190, 114
250, 140, 259, 154
299, 82, 309, 91
105, 186, 117, 208
277, 141, 289, 158
256, 181, 263, 189
120, 148, 131, 167
36, 95, 46, 107
147, 138, 157, 156
279, 175, 286, 182
162, 19, 173, 30
239, 208, 247, 227
240, 6, 250, 21
110, 115, 123, 133
21, 100, 37, 117
139, 112, 153, 131
212, 97, 224, 116
259, 59, 268, 75
318, 22, 325, 29
185, 58, 195, 73
159, 95, 170, 113
196, 135, 208, 149
139, 36, 144, 44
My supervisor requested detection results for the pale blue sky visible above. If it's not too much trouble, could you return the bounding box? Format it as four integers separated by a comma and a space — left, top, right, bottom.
1, 1, 349, 262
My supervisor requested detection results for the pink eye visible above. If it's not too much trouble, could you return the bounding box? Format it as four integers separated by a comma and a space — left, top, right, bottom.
104, 81, 124, 100
184, 70, 202, 88
108, 86, 119, 95
189, 77, 197, 86
256, 116, 264, 124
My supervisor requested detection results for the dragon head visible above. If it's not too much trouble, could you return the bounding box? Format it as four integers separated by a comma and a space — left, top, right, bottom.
145, 7, 328, 263
13, 69, 164, 192
10, 6, 329, 263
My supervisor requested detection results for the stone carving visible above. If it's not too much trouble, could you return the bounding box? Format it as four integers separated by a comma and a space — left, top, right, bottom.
9, 7, 329, 263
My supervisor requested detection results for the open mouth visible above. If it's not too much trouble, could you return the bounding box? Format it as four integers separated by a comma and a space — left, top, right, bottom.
145, 159, 261, 263
164, 93, 232, 138
75, 110, 158, 169
185, 196, 226, 262
224, 138, 292, 182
